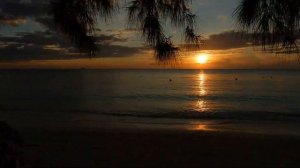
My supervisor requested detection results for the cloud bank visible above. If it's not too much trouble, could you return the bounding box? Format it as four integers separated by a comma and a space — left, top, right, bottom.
0, 30, 146, 62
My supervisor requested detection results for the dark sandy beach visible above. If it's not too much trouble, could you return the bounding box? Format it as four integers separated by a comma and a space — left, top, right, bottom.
15, 124, 300, 167
1, 110, 300, 167
1, 109, 300, 167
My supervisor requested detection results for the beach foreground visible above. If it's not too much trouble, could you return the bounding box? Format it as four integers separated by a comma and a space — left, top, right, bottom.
17, 125, 300, 167
1, 110, 300, 167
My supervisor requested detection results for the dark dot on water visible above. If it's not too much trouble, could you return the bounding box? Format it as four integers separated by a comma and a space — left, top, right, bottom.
169, 79, 172, 82
235, 78, 238, 81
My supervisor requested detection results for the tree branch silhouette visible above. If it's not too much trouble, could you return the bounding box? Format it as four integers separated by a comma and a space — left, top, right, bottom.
127, 0, 200, 61
234, 0, 300, 54
49, 0, 200, 62
50, 0, 117, 55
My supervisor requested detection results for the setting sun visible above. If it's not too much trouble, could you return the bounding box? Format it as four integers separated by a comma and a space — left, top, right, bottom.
196, 54, 209, 64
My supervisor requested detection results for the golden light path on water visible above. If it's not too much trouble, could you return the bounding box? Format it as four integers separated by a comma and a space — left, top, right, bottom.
196, 71, 209, 112
190, 71, 215, 131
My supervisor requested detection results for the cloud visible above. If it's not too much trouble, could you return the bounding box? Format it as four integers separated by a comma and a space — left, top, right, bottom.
0, 0, 145, 59
95, 34, 128, 44
0, 31, 146, 62
202, 30, 252, 50
0, 0, 146, 62
201, 30, 300, 51
180, 30, 252, 51
0, 14, 27, 26
0, 0, 47, 26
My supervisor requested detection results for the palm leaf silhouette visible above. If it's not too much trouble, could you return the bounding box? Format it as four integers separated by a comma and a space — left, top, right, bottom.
127, 0, 200, 61
234, 0, 300, 53
49, 0, 200, 62
50, 0, 117, 55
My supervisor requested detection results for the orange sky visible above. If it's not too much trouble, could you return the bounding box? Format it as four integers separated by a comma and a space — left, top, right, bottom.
0, 47, 299, 69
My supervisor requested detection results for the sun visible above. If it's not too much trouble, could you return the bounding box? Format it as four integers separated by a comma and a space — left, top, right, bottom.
196, 54, 209, 64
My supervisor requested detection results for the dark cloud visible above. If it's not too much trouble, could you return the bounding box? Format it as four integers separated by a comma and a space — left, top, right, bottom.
0, 0, 47, 16
200, 30, 300, 51
202, 31, 252, 50
0, 43, 67, 61
0, 0, 48, 26
97, 45, 145, 57
0, 14, 27, 26
0, 31, 70, 46
0, 0, 145, 62
179, 30, 252, 51
0, 0, 143, 60
95, 34, 128, 44
0, 31, 146, 62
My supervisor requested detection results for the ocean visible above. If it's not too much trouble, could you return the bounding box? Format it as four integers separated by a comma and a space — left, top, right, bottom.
1, 69, 300, 133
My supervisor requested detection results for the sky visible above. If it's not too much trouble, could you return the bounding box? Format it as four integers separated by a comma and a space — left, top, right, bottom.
0, 0, 299, 69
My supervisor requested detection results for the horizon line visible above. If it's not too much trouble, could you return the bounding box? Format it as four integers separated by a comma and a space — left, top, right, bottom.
1, 68, 300, 71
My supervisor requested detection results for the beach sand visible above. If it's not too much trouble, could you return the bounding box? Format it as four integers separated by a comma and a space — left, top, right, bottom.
16, 124, 300, 167
1, 111, 300, 167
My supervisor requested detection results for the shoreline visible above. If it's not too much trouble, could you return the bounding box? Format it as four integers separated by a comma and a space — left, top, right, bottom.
2, 112, 300, 167
2, 110, 300, 136
20, 127, 300, 167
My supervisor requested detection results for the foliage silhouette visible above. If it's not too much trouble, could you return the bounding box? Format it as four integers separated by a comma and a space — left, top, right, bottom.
50, 0, 117, 55
234, 0, 300, 54
49, 0, 200, 62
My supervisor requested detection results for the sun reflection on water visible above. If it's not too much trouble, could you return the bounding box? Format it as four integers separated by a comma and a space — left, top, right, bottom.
199, 72, 206, 96
195, 71, 209, 112
192, 124, 211, 131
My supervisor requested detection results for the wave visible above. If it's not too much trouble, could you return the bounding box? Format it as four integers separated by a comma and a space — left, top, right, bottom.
2, 106, 300, 123
98, 109, 300, 122
102, 94, 287, 102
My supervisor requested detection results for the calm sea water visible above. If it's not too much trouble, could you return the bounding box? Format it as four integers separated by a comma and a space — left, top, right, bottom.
1, 69, 300, 124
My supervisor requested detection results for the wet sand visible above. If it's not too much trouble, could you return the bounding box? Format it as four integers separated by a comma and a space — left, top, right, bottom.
19, 127, 300, 167
1, 111, 300, 167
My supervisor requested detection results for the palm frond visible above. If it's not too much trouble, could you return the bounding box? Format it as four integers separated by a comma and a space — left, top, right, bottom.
234, 0, 300, 53
126, 0, 200, 63
50, 0, 117, 54
185, 26, 201, 48
142, 14, 162, 45
49, 0, 200, 62
155, 37, 179, 62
